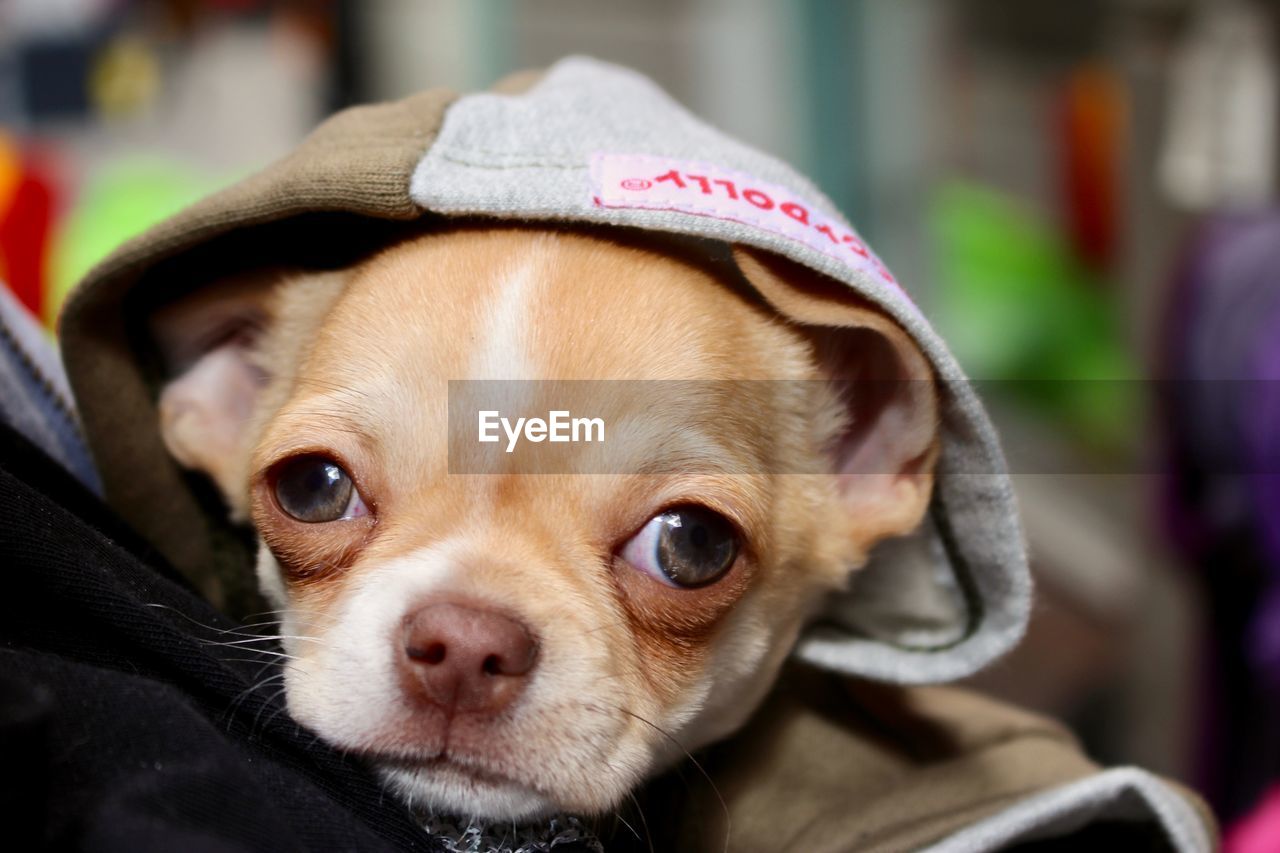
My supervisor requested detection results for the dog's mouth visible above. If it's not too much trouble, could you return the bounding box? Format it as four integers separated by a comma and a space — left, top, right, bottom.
374, 749, 573, 824
378, 751, 529, 793
375, 746, 564, 804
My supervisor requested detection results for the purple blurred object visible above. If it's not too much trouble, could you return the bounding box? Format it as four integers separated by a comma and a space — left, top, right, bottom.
1166, 213, 1280, 681
1162, 212, 1280, 819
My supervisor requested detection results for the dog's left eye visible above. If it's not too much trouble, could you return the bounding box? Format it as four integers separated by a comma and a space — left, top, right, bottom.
273, 455, 368, 523
620, 506, 739, 588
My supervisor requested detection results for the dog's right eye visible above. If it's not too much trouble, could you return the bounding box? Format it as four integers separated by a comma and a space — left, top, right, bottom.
620, 505, 739, 588
272, 455, 367, 523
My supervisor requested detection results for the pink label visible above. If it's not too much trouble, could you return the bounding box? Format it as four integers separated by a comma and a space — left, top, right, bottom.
590, 153, 897, 288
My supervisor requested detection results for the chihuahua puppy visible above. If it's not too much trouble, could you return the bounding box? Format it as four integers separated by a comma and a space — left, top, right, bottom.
149, 226, 938, 821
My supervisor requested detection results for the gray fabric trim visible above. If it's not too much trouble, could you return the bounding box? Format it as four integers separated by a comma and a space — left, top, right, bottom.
922, 768, 1214, 852
0, 285, 101, 493
409, 55, 1030, 683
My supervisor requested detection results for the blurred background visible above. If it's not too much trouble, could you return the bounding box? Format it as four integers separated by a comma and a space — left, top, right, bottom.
3, 0, 1279, 846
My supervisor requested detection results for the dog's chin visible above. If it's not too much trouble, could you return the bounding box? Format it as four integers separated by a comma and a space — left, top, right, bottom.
378, 759, 561, 822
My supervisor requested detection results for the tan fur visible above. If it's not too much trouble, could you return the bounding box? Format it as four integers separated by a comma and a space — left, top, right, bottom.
154, 226, 939, 819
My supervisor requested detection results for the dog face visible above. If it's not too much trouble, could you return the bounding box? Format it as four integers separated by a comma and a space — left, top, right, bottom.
150, 227, 938, 820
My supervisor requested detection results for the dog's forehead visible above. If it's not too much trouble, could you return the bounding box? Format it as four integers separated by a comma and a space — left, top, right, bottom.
303, 229, 804, 383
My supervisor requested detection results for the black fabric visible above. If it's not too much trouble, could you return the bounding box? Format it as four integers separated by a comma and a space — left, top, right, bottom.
0, 422, 447, 851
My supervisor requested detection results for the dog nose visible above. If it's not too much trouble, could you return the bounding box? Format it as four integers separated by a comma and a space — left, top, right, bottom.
400, 602, 538, 714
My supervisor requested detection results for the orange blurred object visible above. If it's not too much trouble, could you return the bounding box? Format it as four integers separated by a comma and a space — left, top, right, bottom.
1058, 63, 1126, 272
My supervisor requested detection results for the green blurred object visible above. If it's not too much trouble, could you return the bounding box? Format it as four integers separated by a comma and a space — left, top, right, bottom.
48, 159, 225, 328
929, 180, 1139, 454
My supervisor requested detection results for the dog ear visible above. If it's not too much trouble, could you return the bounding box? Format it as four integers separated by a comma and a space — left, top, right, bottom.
148, 270, 284, 515
733, 246, 939, 558
149, 268, 349, 517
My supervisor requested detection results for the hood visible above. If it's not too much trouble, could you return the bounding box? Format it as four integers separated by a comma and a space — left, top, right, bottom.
61, 56, 1029, 685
